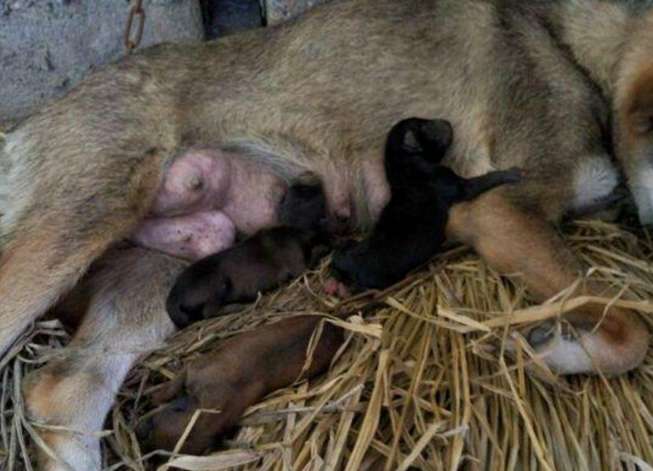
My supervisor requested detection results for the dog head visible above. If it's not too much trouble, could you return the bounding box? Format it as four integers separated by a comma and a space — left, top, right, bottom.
279, 173, 328, 233
614, 10, 653, 224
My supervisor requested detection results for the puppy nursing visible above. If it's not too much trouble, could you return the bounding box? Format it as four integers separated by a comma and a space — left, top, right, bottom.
146, 118, 522, 455
167, 117, 523, 324
330, 118, 522, 294
166, 174, 329, 329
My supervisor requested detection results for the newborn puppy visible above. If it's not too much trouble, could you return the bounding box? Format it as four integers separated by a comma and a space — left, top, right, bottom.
137, 315, 343, 455
329, 118, 522, 293
167, 175, 329, 328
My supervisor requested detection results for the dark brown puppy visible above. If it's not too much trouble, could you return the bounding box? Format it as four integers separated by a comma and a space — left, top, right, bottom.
166, 176, 329, 328
137, 315, 343, 454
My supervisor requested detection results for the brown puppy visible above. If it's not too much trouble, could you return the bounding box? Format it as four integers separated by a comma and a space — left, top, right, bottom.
166, 176, 329, 328
137, 315, 343, 454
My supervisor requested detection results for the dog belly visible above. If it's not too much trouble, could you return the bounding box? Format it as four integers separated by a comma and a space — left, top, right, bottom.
130, 148, 285, 260
132, 211, 236, 261
129, 147, 385, 260
572, 156, 619, 212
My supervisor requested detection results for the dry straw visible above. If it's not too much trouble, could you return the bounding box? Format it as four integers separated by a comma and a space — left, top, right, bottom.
2, 219, 653, 470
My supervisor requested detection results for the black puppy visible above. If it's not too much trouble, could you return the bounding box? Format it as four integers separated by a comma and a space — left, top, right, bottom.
330, 118, 522, 293
167, 174, 329, 328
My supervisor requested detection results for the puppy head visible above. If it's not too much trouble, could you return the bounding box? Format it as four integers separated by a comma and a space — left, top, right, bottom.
137, 385, 234, 455
137, 361, 259, 455
279, 173, 328, 232
412, 118, 454, 161
137, 394, 213, 455
386, 118, 453, 163
166, 255, 232, 329
384, 118, 453, 189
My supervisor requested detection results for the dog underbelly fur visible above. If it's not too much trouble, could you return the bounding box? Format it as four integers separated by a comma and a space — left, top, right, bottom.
571, 155, 620, 214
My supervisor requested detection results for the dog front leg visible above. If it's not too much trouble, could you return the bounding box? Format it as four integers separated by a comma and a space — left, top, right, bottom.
22, 247, 186, 471
447, 190, 649, 375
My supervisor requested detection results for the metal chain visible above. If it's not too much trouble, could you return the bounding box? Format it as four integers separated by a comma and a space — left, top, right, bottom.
124, 0, 146, 53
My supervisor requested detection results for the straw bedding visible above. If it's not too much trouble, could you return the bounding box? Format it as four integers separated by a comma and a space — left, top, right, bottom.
2, 217, 653, 471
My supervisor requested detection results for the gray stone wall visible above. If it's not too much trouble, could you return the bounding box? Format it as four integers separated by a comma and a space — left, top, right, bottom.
0, 0, 330, 122
0, 0, 203, 121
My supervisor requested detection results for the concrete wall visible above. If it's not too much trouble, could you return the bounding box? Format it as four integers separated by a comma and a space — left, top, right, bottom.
0, 0, 329, 122
0, 0, 203, 121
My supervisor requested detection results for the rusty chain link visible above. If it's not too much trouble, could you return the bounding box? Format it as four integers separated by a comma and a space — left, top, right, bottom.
124, 0, 145, 53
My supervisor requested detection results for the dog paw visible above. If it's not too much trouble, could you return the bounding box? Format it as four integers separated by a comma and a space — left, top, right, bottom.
502, 321, 594, 376
524, 320, 559, 348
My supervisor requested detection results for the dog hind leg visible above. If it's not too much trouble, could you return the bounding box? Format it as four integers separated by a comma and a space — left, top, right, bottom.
22, 247, 186, 471
447, 189, 649, 375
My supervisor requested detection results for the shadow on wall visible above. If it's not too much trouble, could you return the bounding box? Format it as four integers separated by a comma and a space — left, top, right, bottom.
201, 0, 263, 39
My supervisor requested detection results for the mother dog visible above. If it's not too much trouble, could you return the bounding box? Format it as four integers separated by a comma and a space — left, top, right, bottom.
2, 0, 653, 469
